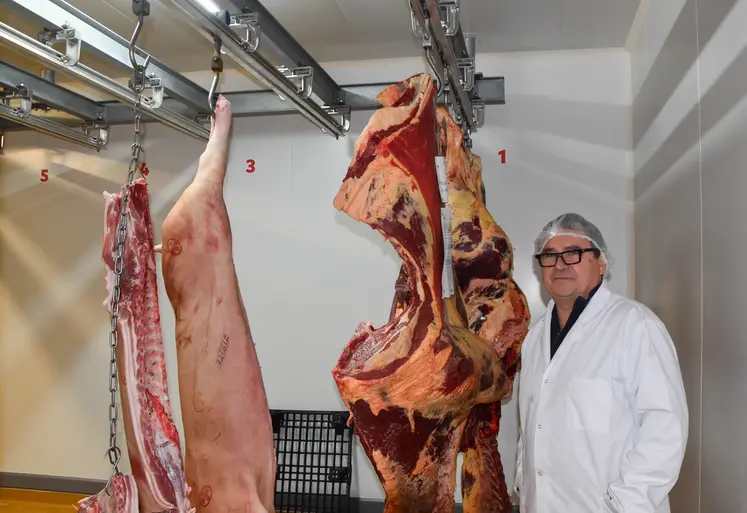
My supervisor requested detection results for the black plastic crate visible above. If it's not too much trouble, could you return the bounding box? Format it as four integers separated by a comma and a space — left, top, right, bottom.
270, 409, 355, 513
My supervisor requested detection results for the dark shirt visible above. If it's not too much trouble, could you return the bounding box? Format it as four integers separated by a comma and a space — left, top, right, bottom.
550, 280, 603, 359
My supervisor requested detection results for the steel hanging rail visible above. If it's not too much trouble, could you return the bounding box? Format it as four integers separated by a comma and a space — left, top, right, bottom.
410, 0, 485, 134
0, 102, 105, 149
0, 21, 210, 141
222, 0, 344, 108
0, 78, 505, 130
3, 0, 210, 112
166, 0, 349, 138
96, 78, 504, 123
0, 60, 105, 122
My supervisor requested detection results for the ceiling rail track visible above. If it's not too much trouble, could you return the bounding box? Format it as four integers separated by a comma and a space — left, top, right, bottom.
409, 0, 497, 147
0, 0, 505, 145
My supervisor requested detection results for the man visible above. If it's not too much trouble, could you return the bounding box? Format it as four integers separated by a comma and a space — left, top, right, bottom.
514, 213, 688, 513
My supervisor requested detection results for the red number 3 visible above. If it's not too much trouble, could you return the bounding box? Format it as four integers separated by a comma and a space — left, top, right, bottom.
246, 159, 256, 173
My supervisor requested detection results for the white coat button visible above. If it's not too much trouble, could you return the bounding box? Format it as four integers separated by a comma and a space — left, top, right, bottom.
538, 471, 543, 476
538, 424, 542, 429
544, 379, 549, 383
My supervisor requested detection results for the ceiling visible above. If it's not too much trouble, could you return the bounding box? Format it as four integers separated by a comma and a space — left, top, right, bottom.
0, 0, 643, 75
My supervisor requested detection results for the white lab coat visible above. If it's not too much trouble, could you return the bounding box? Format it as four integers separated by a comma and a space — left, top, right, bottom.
514, 281, 688, 513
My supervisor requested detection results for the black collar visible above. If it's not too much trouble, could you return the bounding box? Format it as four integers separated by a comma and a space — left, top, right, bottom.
549, 279, 602, 359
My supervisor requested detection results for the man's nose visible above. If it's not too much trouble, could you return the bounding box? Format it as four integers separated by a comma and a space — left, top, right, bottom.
554, 257, 568, 269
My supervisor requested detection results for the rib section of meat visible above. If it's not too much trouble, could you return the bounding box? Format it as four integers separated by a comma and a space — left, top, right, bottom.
76, 474, 138, 513
161, 95, 276, 513
100, 178, 192, 513
332, 73, 512, 513
434, 106, 530, 513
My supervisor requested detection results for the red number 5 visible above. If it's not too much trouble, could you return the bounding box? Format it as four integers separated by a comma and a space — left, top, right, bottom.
246, 159, 256, 173
40, 169, 49, 182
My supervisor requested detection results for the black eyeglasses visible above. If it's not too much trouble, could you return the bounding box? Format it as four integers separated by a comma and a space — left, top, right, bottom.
535, 248, 599, 268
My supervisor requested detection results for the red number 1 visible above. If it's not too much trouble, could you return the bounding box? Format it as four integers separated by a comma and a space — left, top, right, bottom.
246, 159, 256, 173
40, 169, 48, 182
498, 149, 506, 164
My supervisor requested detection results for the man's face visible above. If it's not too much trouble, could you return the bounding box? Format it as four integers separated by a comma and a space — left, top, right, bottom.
538, 234, 606, 301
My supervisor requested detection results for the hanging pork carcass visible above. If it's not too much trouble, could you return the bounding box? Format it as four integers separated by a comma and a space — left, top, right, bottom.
160, 95, 277, 513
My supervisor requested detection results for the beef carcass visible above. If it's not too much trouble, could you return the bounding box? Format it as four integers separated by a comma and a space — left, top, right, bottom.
76, 474, 138, 513
93, 178, 192, 513
332, 73, 514, 513
160, 95, 276, 513
434, 107, 530, 513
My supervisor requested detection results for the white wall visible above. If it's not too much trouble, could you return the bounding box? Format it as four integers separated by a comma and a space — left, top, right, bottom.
629, 0, 747, 511
0, 48, 632, 501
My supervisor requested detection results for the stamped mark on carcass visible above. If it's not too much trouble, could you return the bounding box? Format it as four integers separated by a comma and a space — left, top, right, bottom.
167, 238, 182, 255
199, 486, 212, 507
215, 333, 229, 368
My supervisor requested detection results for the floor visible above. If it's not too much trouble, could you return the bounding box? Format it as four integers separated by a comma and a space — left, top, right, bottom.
0, 488, 87, 512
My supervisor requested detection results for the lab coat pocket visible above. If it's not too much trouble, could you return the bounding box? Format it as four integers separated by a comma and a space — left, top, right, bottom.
602, 490, 621, 513
566, 377, 613, 434
600, 495, 615, 513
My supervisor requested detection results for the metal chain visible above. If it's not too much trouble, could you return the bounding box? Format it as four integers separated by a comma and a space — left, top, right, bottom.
104, 0, 149, 495
105, 88, 145, 492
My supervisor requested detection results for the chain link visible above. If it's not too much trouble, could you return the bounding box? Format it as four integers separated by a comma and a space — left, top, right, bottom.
106, 88, 145, 489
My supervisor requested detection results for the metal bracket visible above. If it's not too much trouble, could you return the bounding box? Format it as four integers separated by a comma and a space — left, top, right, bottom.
322, 104, 351, 133
129, 74, 164, 109
37, 25, 81, 66
410, 0, 459, 38
277, 65, 314, 99
448, 100, 463, 125
472, 98, 485, 128
458, 57, 475, 91
438, 0, 460, 37
462, 126, 472, 149
410, 0, 425, 39
2, 85, 33, 117
193, 112, 211, 125
230, 12, 261, 53
81, 119, 110, 146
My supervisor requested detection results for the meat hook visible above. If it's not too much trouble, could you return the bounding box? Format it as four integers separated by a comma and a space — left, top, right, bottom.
103, 446, 122, 496
424, 47, 445, 98
128, 0, 152, 89
209, 36, 224, 114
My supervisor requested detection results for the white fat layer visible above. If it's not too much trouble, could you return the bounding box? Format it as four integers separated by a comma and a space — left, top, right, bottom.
122, 319, 175, 511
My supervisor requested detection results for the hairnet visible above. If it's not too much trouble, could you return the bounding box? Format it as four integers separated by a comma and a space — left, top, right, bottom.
533, 213, 613, 276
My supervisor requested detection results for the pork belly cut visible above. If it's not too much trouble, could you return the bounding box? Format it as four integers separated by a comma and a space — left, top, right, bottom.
332, 73, 513, 513
99, 178, 192, 513
160, 95, 276, 513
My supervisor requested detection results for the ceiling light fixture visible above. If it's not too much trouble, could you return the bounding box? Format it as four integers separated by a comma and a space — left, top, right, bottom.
194, 0, 221, 13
